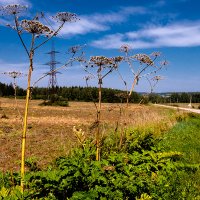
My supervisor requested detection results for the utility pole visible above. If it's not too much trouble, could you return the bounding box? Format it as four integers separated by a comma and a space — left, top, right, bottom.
44, 41, 61, 95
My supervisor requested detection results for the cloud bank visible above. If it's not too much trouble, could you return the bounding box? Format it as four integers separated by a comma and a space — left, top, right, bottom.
90, 21, 200, 49
56, 6, 147, 37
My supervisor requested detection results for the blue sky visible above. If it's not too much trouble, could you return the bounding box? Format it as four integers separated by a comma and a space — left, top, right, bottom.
0, 0, 200, 92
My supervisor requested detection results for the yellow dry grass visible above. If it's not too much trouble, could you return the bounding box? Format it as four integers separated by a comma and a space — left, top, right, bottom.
0, 97, 177, 171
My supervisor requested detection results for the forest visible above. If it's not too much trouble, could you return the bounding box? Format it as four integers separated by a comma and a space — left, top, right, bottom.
1, 82, 200, 104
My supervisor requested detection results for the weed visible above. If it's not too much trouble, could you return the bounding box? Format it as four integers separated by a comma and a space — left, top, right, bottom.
1, 128, 199, 199
0, 4, 79, 192
1, 113, 8, 119
25, 157, 41, 172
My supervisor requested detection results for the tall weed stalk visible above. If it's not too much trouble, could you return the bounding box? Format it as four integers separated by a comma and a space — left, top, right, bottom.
0, 4, 78, 192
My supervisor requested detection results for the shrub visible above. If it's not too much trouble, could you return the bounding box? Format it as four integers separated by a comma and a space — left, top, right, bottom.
0, 128, 199, 199
39, 94, 69, 107
25, 131, 200, 199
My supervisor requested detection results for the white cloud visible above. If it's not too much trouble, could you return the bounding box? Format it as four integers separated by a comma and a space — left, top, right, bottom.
52, 6, 147, 37
91, 21, 200, 49
0, 5, 146, 36
0, 0, 31, 6
59, 17, 108, 36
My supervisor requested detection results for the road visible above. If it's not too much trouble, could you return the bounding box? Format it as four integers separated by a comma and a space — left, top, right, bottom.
154, 104, 200, 114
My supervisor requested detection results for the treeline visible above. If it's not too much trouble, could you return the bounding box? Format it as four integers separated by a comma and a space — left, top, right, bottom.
31, 86, 142, 103
149, 92, 200, 104
169, 92, 200, 103
0, 82, 142, 103
1, 82, 200, 103
0, 82, 25, 96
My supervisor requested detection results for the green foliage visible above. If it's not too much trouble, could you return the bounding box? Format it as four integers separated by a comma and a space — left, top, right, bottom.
25, 157, 41, 172
159, 114, 200, 198
0, 83, 15, 97
26, 135, 199, 199
160, 114, 200, 164
31, 86, 142, 103
3, 81, 200, 104
0, 116, 200, 199
40, 94, 69, 107
167, 92, 200, 103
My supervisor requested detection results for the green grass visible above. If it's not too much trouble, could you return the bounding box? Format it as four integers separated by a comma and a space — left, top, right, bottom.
160, 113, 200, 164
159, 113, 200, 194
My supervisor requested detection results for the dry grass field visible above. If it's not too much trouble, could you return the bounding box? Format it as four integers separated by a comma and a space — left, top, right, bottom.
0, 97, 178, 172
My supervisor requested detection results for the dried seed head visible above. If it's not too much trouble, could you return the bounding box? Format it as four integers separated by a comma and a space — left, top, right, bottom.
21, 19, 53, 35
160, 60, 168, 66
152, 75, 164, 81
90, 56, 114, 67
89, 56, 123, 69
0, 4, 27, 15
133, 54, 154, 65
120, 44, 131, 53
3, 71, 25, 78
84, 75, 94, 81
67, 45, 82, 54
151, 52, 161, 57
53, 12, 79, 22
112, 56, 124, 63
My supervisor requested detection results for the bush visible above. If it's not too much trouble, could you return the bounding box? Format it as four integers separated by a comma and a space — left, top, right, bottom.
0, 128, 199, 199
39, 94, 69, 107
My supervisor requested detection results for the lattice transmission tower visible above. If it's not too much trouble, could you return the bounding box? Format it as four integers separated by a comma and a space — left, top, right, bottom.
44, 41, 61, 93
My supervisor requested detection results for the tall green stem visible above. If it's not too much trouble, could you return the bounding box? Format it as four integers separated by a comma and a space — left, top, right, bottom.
96, 67, 102, 161
20, 51, 33, 192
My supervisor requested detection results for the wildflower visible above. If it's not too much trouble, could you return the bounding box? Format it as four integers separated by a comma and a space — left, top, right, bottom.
151, 52, 161, 57
68, 45, 80, 54
160, 60, 168, 66
73, 126, 86, 144
90, 56, 114, 67
120, 44, 131, 53
21, 20, 53, 35
133, 54, 154, 65
53, 12, 79, 22
112, 56, 124, 63
0, 4, 27, 15
152, 75, 163, 81
3, 71, 24, 78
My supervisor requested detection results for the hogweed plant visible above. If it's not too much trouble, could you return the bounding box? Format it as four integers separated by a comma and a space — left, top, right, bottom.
120, 44, 168, 106
108, 45, 168, 150
146, 75, 164, 93
1, 71, 26, 126
0, 4, 78, 192
84, 56, 123, 160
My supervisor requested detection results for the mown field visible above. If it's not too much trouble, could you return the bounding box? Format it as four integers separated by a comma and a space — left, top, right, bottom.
0, 97, 176, 171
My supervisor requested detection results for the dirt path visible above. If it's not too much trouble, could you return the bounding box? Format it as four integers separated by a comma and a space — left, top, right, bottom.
154, 104, 200, 114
